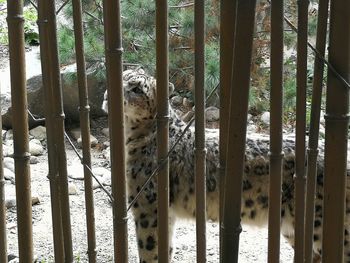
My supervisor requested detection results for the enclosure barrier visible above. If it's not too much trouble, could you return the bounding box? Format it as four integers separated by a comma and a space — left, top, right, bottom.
267, 0, 284, 262
155, 0, 170, 262
194, 0, 207, 262
37, 0, 73, 261
2, 0, 350, 262
71, 0, 97, 262
102, 0, 128, 261
294, 0, 309, 261
304, 0, 329, 261
323, 0, 350, 261
219, 0, 236, 260
222, 1, 257, 262
7, 0, 33, 262
0, 84, 6, 263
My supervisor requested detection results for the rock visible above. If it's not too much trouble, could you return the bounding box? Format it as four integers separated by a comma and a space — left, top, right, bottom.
103, 147, 110, 161
29, 140, 44, 156
4, 168, 15, 182
2, 64, 108, 129
247, 124, 257, 133
102, 127, 109, 137
3, 144, 13, 157
67, 162, 84, 180
30, 156, 39, 164
69, 127, 81, 140
29, 125, 46, 141
261, 111, 270, 125
3, 157, 14, 172
4, 129, 13, 141
77, 135, 98, 148
171, 95, 183, 107
2, 129, 6, 139
5, 196, 40, 209
68, 183, 78, 195
205, 106, 220, 122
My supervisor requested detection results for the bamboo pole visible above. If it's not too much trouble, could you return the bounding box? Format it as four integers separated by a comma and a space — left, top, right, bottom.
0, 82, 6, 263
322, 0, 350, 261
6, 0, 33, 261
304, 0, 329, 261
294, 0, 309, 262
194, 0, 207, 261
267, 0, 284, 262
222, 1, 256, 262
219, 0, 236, 261
37, 1, 73, 261
102, 0, 128, 262
71, 0, 97, 262
155, 0, 170, 262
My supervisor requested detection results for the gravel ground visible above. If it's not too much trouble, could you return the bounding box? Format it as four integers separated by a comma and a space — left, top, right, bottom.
0, 41, 295, 263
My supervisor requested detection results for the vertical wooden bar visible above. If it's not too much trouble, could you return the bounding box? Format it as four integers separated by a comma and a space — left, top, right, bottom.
0, 84, 6, 263
156, 0, 170, 262
194, 0, 207, 262
222, 1, 256, 262
268, 0, 284, 262
102, 0, 128, 262
322, 0, 350, 261
219, 0, 236, 261
6, 1, 33, 261
304, 0, 329, 261
294, 0, 308, 262
71, 0, 97, 262
37, 1, 73, 261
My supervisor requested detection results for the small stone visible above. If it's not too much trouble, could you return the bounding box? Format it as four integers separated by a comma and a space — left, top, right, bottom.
3, 157, 14, 172
261, 111, 270, 125
29, 125, 47, 141
4, 129, 13, 141
2, 130, 6, 139
103, 141, 110, 148
205, 106, 220, 122
103, 147, 110, 161
102, 128, 109, 137
171, 95, 183, 107
68, 183, 78, 195
77, 135, 98, 148
67, 163, 84, 180
247, 124, 257, 133
4, 168, 15, 182
2, 144, 13, 157
30, 156, 39, 164
29, 140, 44, 156
5, 198, 16, 209
69, 128, 81, 140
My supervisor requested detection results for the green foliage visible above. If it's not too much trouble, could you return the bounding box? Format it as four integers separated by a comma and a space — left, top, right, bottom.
56, 0, 325, 128
24, 7, 39, 44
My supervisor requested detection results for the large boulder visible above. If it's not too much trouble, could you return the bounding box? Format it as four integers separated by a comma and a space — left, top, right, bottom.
2, 65, 107, 129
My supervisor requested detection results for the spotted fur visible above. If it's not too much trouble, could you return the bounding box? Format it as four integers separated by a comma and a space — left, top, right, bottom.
102, 68, 350, 263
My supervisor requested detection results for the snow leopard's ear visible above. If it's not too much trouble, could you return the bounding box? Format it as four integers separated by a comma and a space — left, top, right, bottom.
169, 82, 175, 96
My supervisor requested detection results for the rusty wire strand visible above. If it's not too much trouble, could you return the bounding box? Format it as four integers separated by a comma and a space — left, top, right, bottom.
28, 0, 38, 10
56, 0, 70, 15
27, 109, 114, 203
127, 82, 219, 211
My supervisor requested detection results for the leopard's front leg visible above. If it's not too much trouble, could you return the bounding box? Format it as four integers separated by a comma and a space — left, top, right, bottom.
129, 189, 175, 263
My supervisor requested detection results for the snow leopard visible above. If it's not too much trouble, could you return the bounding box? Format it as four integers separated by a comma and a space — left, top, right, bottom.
102, 68, 350, 263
